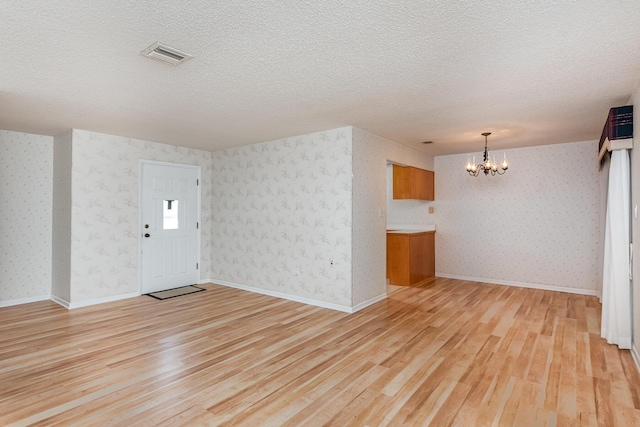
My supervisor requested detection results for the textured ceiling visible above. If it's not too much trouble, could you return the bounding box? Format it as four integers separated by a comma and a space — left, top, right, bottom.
2, 1, 640, 156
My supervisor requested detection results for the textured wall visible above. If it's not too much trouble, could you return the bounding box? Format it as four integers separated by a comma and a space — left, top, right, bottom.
210, 127, 353, 306
385, 164, 435, 227
0, 130, 53, 303
352, 129, 387, 306
434, 140, 599, 291
52, 131, 73, 302
351, 127, 434, 306
69, 130, 212, 303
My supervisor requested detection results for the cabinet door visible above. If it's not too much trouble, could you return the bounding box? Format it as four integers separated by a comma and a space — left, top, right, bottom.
409, 232, 435, 284
387, 234, 411, 286
409, 167, 433, 200
392, 164, 411, 199
408, 233, 426, 284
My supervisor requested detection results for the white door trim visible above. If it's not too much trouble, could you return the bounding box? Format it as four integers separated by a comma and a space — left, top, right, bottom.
138, 159, 201, 295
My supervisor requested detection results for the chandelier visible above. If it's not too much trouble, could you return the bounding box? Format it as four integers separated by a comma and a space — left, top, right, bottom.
465, 132, 509, 176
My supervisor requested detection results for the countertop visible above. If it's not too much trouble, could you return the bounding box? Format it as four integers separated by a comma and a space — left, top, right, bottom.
387, 226, 436, 234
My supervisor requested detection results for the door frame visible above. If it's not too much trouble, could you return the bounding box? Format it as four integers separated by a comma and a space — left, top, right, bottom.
138, 159, 202, 295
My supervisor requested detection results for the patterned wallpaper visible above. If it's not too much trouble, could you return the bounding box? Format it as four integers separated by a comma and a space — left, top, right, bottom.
52, 131, 72, 302
1, 124, 608, 310
434, 140, 599, 291
385, 163, 435, 227
352, 129, 387, 306
69, 130, 212, 303
0, 130, 53, 303
210, 128, 353, 307
351, 128, 434, 306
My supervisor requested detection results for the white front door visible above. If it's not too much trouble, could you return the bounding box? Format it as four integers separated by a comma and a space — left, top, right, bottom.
140, 161, 199, 294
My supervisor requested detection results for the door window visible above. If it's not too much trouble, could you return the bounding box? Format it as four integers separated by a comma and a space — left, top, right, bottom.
163, 199, 179, 230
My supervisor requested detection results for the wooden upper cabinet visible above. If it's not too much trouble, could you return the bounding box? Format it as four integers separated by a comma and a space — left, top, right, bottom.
392, 165, 434, 200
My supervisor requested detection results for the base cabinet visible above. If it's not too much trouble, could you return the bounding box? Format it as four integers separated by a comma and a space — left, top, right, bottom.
387, 231, 435, 286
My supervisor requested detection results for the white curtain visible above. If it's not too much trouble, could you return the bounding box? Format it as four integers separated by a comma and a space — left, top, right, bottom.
601, 149, 632, 349
597, 155, 610, 300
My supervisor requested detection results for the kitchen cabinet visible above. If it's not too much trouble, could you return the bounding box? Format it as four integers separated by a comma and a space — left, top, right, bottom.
387, 230, 435, 286
392, 165, 434, 200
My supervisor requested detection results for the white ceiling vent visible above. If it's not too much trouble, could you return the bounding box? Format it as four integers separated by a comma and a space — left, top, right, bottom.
140, 42, 193, 66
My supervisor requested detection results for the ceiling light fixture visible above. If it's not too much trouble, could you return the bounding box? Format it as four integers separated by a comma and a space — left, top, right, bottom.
465, 132, 509, 176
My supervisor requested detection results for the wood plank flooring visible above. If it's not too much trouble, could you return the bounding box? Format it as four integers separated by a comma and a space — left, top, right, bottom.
1, 278, 639, 426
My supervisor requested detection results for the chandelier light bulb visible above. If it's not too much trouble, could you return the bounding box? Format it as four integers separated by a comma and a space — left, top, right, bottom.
465, 157, 473, 171
501, 152, 509, 170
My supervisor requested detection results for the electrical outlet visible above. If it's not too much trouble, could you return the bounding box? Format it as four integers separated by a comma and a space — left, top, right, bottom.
292, 267, 300, 276
330, 259, 335, 266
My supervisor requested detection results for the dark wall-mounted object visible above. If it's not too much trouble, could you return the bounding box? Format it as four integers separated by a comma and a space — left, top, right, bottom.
598, 105, 633, 167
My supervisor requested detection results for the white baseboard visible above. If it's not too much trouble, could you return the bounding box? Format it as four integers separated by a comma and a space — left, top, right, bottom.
632, 345, 640, 375
202, 278, 386, 314
352, 293, 387, 312
50, 294, 70, 308
51, 292, 139, 309
435, 273, 598, 296
0, 294, 50, 308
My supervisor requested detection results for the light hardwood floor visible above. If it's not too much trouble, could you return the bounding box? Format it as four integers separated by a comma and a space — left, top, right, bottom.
1, 278, 640, 426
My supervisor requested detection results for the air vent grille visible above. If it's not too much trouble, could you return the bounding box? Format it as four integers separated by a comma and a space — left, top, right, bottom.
140, 42, 193, 66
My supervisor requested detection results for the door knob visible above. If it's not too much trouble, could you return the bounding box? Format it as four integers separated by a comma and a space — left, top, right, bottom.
144, 233, 150, 238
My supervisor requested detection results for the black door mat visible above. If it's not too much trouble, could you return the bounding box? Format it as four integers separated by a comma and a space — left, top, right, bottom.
146, 285, 205, 300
